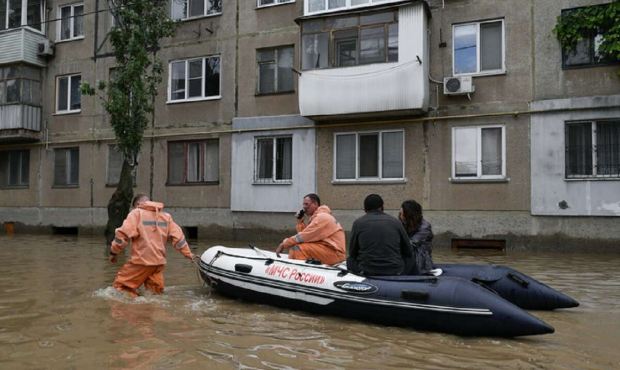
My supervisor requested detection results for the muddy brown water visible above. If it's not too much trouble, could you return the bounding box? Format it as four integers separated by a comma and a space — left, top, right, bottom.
0, 234, 618, 369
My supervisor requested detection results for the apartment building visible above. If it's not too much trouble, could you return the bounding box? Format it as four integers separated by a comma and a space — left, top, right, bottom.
0, 0, 618, 248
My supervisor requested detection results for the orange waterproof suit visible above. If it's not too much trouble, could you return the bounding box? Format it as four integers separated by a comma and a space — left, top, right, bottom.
281, 205, 346, 265
110, 201, 192, 297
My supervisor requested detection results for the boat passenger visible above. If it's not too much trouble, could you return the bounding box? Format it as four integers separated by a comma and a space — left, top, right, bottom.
276, 193, 346, 265
109, 193, 195, 297
347, 194, 413, 276
399, 199, 435, 275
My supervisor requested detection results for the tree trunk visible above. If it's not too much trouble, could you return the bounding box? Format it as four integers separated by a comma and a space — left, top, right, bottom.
104, 159, 135, 246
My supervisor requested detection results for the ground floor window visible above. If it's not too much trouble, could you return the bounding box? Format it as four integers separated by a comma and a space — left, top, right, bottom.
566, 119, 620, 178
334, 130, 404, 181
106, 145, 137, 186
168, 139, 219, 184
0, 149, 29, 187
254, 136, 292, 183
452, 125, 505, 179
53, 147, 79, 186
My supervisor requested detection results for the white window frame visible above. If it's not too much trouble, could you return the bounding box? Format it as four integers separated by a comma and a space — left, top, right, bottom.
1, 0, 46, 33
55, 73, 81, 114
57, 2, 84, 42
333, 129, 405, 182
170, 0, 222, 21
257, 0, 294, 9
304, 0, 402, 16
451, 125, 506, 180
167, 55, 221, 103
253, 135, 293, 184
452, 19, 505, 77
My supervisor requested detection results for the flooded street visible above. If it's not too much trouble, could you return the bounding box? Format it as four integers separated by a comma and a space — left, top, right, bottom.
0, 234, 619, 369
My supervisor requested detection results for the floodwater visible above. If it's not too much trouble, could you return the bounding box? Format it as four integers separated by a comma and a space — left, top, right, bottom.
0, 234, 619, 370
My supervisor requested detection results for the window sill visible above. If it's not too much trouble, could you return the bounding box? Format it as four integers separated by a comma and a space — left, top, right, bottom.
52, 184, 79, 188
0, 185, 29, 189
454, 70, 506, 78
255, 90, 295, 97
105, 183, 137, 188
173, 13, 222, 23
564, 177, 620, 182
449, 177, 510, 183
55, 36, 85, 44
252, 181, 293, 185
166, 96, 221, 104
562, 61, 620, 70
256, 2, 295, 10
54, 110, 81, 116
165, 182, 220, 186
332, 179, 407, 185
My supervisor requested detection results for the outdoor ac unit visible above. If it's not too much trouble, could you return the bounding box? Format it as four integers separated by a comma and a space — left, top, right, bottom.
37, 40, 55, 56
443, 76, 475, 95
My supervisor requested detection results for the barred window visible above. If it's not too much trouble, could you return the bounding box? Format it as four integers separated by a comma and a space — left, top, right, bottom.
566, 120, 620, 178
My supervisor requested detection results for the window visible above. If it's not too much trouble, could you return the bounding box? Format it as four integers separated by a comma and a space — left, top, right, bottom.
565, 120, 620, 178
168, 140, 219, 184
169, 56, 220, 102
334, 130, 403, 181
257, 46, 294, 94
1, 0, 44, 31
171, 0, 221, 21
106, 145, 137, 185
306, 0, 398, 15
258, 0, 294, 8
54, 147, 79, 186
301, 10, 398, 70
56, 74, 81, 113
560, 5, 617, 68
0, 150, 29, 187
452, 125, 505, 179
0, 66, 41, 105
453, 19, 504, 75
58, 3, 84, 41
254, 136, 292, 183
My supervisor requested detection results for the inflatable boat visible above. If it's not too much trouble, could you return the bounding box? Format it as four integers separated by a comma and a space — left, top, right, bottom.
437, 264, 579, 310
198, 246, 554, 337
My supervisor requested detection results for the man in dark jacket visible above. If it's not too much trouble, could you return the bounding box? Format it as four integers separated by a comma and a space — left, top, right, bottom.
347, 194, 413, 276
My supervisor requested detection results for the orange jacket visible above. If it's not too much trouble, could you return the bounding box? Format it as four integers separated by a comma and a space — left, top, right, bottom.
110, 201, 191, 266
282, 205, 345, 254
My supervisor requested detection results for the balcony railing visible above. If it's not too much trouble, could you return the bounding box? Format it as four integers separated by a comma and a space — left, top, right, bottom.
0, 104, 41, 142
0, 27, 49, 67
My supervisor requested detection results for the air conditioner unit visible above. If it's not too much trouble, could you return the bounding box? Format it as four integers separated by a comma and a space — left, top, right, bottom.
37, 40, 55, 56
443, 76, 475, 95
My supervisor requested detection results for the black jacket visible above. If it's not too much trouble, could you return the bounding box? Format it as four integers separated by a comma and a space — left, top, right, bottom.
409, 219, 434, 274
347, 210, 413, 276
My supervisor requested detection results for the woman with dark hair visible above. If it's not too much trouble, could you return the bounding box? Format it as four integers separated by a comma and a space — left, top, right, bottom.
399, 200, 434, 274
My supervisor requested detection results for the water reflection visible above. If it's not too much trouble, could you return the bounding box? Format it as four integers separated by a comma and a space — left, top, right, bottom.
0, 234, 619, 369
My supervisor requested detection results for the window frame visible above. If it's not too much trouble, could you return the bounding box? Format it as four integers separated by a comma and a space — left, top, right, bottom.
564, 119, 620, 179
53, 147, 79, 187
1, 0, 46, 33
167, 139, 220, 185
253, 135, 293, 184
57, 2, 84, 42
170, 0, 222, 21
55, 73, 81, 114
256, 45, 295, 95
167, 55, 221, 103
333, 129, 405, 183
304, 0, 402, 16
106, 144, 137, 186
452, 18, 506, 77
0, 149, 30, 188
451, 125, 506, 180
257, 0, 294, 9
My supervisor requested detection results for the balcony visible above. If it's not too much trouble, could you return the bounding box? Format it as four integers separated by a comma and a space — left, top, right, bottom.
298, 1, 429, 119
0, 105, 41, 143
0, 27, 49, 67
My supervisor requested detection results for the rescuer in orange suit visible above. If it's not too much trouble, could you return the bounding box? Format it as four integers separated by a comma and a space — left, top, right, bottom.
109, 194, 195, 297
275, 193, 346, 265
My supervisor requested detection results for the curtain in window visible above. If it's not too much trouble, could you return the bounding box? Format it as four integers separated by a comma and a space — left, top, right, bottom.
566, 122, 592, 176
6, 79, 19, 103
171, 62, 186, 100
168, 142, 185, 184
204, 140, 219, 182
480, 21, 502, 71
481, 127, 502, 175
277, 47, 294, 92
276, 137, 292, 180
74, 5, 84, 36
336, 134, 355, 179
359, 134, 378, 177
257, 139, 273, 180
301, 33, 328, 70
107, 145, 123, 185
308, 0, 324, 13
596, 121, 620, 176
207, 0, 221, 14
60, 6, 71, 39
187, 143, 200, 182
454, 128, 477, 177
382, 132, 403, 178
171, 0, 186, 20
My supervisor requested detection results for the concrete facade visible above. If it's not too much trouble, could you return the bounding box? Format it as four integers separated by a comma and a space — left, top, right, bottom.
0, 0, 618, 249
